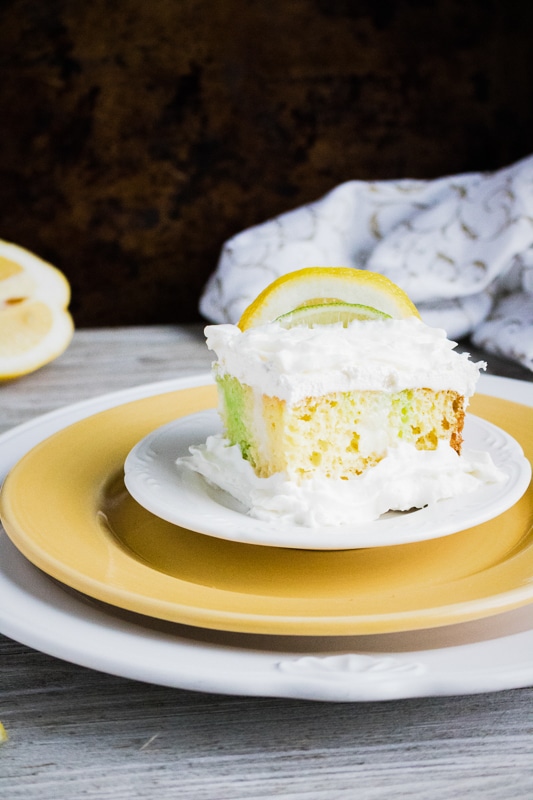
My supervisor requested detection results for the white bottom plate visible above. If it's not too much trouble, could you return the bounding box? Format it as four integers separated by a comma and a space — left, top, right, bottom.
1, 373, 533, 702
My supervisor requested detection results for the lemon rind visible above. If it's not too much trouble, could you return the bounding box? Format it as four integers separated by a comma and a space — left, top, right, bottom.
238, 267, 420, 330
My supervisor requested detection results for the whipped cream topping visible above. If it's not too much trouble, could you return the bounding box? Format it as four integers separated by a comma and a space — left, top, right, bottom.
182, 435, 506, 527
205, 317, 485, 403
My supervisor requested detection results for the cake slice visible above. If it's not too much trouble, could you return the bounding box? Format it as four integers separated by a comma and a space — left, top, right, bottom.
184, 267, 501, 526
208, 267, 473, 481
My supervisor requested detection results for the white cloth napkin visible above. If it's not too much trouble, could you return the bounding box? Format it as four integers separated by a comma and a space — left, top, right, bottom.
200, 155, 533, 372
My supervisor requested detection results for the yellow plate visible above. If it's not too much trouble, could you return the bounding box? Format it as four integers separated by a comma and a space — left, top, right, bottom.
1, 386, 532, 636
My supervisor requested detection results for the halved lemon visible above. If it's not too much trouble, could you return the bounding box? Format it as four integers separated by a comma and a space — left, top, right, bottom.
238, 267, 420, 330
276, 301, 392, 328
0, 239, 74, 380
0, 722, 7, 743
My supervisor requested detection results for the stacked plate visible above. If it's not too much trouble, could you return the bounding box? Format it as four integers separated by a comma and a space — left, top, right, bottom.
0, 373, 532, 702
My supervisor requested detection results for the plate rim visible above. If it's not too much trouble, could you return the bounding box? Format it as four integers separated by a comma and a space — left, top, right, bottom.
1, 531, 533, 702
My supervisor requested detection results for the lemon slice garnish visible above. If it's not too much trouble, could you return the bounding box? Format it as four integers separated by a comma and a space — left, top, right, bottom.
238, 267, 420, 330
276, 301, 392, 328
0, 240, 74, 380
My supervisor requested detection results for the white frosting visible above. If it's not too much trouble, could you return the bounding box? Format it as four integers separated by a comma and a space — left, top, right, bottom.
182, 436, 506, 527
205, 317, 484, 403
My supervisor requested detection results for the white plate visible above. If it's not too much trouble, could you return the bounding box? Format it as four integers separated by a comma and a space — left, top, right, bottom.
1, 531, 533, 701
1, 373, 533, 702
124, 410, 530, 549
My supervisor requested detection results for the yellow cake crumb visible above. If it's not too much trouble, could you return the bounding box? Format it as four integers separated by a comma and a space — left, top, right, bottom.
218, 374, 464, 480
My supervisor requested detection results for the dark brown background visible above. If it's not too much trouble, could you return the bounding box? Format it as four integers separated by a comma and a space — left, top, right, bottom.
1, 0, 532, 326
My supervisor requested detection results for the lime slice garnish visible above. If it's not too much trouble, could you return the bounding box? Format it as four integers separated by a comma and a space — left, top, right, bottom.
276, 301, 392, 328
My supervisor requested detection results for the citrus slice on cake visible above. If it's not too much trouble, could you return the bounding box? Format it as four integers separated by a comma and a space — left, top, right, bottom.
238, 267, 420, 330
276, 301, 392, 328
0, 239, 74, 380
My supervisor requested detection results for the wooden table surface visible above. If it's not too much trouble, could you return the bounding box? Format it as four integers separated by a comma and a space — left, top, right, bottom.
1, 325, 532, 799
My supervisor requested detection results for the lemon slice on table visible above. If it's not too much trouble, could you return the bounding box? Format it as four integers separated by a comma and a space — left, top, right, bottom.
237, 267, 420, 330
0, 239, 74, 380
